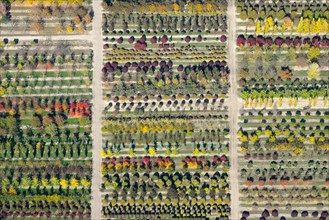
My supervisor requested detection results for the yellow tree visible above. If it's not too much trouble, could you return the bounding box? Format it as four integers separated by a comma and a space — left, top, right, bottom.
307, 46, 320, 60
148, 147, 156, 156
303, 18, 310, 34
196, 3, 203, 13
50, 177, 59, 186
280, 23, 286, 33
264, 20, 270, 34
297, 17, 303, 33
267, 16, 274, 27
81, 179, 91, 188
187, 3, 194, 13
158, 4, 166, 14
310, 18, 316, 34
255, 20, 261, 34
60, 179, 68, 188
314, 18, 321, 33
173, 3, 180, 13
70, 178, 79, 188
8, 187, 17, 195
307, 63, 320, 79
149, 4, 156, 12
193, 148, 200, 156
41, 179, 49, 187
320, 18, 328, 33
206, 3, 213, 13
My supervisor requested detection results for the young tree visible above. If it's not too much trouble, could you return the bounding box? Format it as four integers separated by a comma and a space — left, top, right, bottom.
307, 46, 320, 61
307, 63, 320, 79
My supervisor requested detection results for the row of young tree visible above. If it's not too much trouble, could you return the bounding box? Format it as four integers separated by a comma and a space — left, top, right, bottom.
103, 14, 227, 34
237, 1, 329, 21
102, 0, 228, 14
241, 209, 328, 220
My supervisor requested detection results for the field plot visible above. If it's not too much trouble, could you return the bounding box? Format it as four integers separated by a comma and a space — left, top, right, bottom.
0, 0, 93, 36
235, 0, 329, 219
101, 0, 232, 219
0, 1, 93, 219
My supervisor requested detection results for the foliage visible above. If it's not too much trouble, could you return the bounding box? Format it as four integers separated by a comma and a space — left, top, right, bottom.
307, 63, 320, 79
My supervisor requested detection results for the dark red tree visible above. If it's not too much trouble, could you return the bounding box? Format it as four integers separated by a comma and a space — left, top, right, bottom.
274, 37, 284, 46
247, 36, 256, 46
128, 36, 135, 44
103, 44, 109, 49
285, 38, 292, 46
262, 209, 270, 218
291, 210, 298, 217
220, 35, 227, 42
161, 35, 168, 43
301, 211, 308, 217
197, 35, 202, 42
321, 37, 329, 47
321, 211, 328, 218
185, 36, 191, 43
150, 36, 157, 44
117, 37, 123, 44
266, 37, 273, 46
256, 35, 266, 46
312, 36, 321, 47
134, 41, 147, 50
237, 35, 246, 46
293, 37, 302, 46
140, 35, 146, 43
242, 211, 250, 218
122, 66, 128, 73
272, 209, 279, 217
303, 37, 311, 45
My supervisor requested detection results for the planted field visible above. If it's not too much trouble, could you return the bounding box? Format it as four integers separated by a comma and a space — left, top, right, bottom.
0, 1, 93, 219
235, 0, 329, 219
100, 0, 232, 219
1, 0, 328, 218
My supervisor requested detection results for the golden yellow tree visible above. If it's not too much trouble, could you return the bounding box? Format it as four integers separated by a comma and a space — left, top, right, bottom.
206, 3, 213, 13
196, 3, 203, 13
173, 3, 180, 13
157, 4, 166, 14
187, 4, 194, 13
149, 4, 156, 12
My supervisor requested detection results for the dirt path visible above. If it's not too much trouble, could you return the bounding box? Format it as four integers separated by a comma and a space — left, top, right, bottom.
90, 0, 103, 219
227, 1, 241, 220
